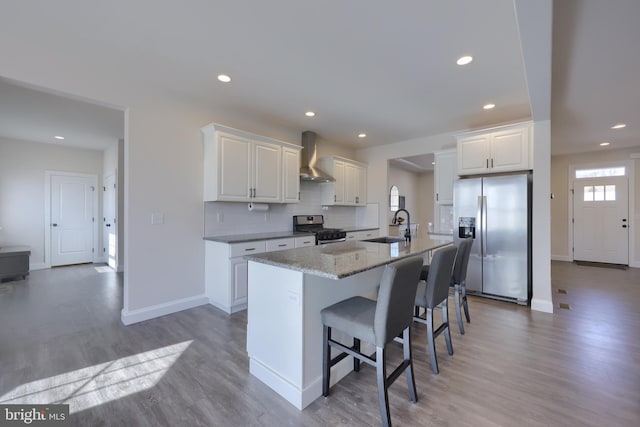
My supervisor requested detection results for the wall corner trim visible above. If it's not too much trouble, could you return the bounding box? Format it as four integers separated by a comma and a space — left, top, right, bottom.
121, 295, 208, 325
530, 298, 554, 313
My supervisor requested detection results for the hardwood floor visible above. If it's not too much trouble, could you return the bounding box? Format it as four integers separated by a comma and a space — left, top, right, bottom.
0, 261, 638, 426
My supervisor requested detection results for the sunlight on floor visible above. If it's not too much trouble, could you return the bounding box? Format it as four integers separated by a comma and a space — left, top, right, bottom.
94, 266, 113, 273
0, 340, 192, 413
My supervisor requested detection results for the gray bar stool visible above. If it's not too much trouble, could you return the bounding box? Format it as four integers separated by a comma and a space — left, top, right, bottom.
413, 245, 457, 374
321, 256, 424, 427
419, 237, 473, 334
451, 238, 473, 334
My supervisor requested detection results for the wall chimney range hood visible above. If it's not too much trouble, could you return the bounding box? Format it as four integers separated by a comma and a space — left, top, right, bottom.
299, 131, 335, 182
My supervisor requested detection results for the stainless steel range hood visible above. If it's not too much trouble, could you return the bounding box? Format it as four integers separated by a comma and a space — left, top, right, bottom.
300, 131, 335, 182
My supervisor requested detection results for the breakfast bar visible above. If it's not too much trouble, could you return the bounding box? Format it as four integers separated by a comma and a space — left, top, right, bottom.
245, 236, 452, 410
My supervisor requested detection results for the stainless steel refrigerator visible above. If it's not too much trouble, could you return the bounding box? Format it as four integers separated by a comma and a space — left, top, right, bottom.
453, 173, 531, 304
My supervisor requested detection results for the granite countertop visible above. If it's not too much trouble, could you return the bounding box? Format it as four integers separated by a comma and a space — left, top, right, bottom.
341, 226, 380, 233
428, 231, 454, 237
204, 231, 313, 244
245, 236, 453, 279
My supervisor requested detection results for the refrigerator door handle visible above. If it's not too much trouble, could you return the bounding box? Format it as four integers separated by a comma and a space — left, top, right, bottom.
482, 195, 488, 257
476, 196, 483, 256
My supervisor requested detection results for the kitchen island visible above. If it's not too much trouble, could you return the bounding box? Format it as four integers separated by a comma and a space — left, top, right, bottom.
245, 236, 452, 410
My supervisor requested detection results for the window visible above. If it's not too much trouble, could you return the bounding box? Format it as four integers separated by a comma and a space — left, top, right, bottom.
583, 184, 616, 201
575, 167, 625, 179
389, 185, 399, 212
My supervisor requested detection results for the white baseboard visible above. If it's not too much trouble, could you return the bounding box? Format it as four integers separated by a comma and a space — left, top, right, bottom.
531, 298, 554, 313
249, 353, 354, 411
121, 294, 209, 325
551, 255, 572, 262
29, 262, 47, 271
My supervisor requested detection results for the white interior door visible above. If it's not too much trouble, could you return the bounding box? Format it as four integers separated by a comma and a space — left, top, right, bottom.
573, 176, 629, 264
51, 174, 96, 266
103, 174, 117, 269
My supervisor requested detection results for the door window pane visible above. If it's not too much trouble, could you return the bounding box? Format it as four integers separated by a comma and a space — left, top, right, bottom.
583, 186, 594, 201
605, 185, 616, 201
594, 185, 605, 201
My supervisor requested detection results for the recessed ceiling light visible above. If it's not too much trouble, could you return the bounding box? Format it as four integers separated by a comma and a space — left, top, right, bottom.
217, 74, 231, 83
611, 123, 626, 129
483, 103, 496, 110
456, 55, 473, 66
54, 136, 65, 140
600, 142, 610, 146
357, 133, 367, 138
431, 162, 436, 165
305, 111, 316, 117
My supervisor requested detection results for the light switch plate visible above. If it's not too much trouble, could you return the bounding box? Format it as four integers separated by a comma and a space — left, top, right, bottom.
151, 213, 164, 224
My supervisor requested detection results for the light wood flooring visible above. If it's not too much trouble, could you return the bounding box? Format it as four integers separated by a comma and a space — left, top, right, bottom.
0, 261, 638, 426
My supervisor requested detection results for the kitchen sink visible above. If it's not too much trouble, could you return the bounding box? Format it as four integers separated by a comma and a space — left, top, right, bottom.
361, 236, 406, 244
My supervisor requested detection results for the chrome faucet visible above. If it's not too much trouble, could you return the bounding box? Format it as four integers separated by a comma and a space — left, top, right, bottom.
393, 209, 412, 242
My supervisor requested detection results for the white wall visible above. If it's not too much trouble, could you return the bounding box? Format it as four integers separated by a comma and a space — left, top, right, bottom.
0, 137, 103, 268
386, 164, 434, 238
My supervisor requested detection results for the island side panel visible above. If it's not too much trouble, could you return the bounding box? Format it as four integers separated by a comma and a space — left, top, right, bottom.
247, 261, 305, 408
301, 267, 384, 408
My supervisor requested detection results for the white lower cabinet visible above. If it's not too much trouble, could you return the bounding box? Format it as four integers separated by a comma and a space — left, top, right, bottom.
294, 236, 315, 247
346, 229, 380, 241
206, 237, 303, 313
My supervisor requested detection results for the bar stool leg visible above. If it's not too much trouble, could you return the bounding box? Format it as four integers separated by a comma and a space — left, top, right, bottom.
443, 299, 454, 356
322, 325, 331, 397
376, 346, 391, 427
353, 338, 361, 372
402, 327, 418, 403
426, 307, 438, 374
454, 284, 465, 335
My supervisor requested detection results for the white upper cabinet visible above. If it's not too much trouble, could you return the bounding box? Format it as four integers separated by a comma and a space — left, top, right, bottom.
457, 122, 532, 175
318, 156, 368, 206
434, 149, 457, 205
202, 124, 301, 203
282, 146, 301, 203
253, 140, 282, 202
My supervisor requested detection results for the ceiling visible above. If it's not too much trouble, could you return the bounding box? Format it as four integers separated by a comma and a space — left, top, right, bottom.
0, 0, 638, 155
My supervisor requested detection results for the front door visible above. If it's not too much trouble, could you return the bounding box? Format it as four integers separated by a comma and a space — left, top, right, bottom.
573, 176, 629, 264
51, 174, 96, 266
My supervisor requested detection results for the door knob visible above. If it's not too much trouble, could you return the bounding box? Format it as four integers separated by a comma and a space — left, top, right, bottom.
622, 225, 627, 228
51, 223, 58, 227
106, 224, 111, 227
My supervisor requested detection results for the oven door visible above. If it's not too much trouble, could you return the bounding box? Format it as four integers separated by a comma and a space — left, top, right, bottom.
317, 237, 347, 245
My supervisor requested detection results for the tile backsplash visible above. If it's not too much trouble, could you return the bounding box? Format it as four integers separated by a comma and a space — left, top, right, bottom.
204, 181, 361, 236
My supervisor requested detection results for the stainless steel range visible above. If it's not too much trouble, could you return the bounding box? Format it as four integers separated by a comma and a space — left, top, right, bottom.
293, 215, 346, 244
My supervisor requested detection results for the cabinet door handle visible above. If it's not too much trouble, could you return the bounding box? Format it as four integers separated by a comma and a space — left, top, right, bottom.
334, 194, 336, 202
436, 193, 439, 201
491, 158, 494, 168
244, 248, 256, 252
486, 159, 489, 168
278, 244, 287, 247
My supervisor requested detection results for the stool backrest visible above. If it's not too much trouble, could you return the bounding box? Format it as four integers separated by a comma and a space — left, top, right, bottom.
452, 238, 473, 285
374, 256, 424, 346
423, 246, 457, 309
